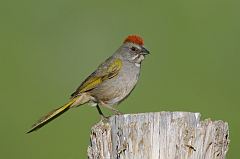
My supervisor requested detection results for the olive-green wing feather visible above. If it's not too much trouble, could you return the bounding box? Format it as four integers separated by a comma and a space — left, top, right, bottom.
71, 58, 122, 97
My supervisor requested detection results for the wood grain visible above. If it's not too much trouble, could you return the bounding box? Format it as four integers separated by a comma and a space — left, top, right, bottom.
88, 112, 229, 159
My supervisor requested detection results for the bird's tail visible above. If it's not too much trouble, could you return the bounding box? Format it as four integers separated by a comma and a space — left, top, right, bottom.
26, 98, 77, 133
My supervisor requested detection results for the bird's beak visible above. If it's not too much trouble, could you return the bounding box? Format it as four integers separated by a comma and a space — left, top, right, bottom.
141, 46, 150, 55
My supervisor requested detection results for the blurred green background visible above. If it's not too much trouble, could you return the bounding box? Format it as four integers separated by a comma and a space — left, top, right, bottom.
0, 0, 239, 158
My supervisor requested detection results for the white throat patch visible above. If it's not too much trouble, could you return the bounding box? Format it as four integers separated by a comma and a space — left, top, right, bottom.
134, 54, 145, 67
135, 63, 140, 67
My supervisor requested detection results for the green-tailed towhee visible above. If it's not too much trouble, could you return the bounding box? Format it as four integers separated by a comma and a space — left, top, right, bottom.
27, 35, 150, 133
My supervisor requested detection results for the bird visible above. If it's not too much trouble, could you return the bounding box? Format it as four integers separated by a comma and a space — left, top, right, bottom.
27, 35, 150, 133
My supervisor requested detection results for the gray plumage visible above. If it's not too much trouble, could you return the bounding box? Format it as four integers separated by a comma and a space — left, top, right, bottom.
27, 35, 149, 133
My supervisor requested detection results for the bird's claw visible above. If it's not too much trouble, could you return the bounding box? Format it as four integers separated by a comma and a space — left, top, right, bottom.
114, 110, 123, 115
100, 115, 110, 122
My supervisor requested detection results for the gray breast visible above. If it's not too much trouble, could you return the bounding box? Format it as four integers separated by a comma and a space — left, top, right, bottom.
91, 61, 141, 106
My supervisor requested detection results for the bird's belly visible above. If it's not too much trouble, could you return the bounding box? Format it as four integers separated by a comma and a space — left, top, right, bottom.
90, 66, 140, 106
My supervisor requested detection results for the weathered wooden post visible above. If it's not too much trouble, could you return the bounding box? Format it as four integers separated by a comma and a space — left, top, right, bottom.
88, 112, 229, 159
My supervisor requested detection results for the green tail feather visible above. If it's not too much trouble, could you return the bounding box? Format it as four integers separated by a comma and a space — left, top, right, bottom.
26, 98, 76, 133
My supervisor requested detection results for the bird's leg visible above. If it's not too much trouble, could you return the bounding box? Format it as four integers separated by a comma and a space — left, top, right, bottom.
96, 105, 109, 121
100, 103, 123, 115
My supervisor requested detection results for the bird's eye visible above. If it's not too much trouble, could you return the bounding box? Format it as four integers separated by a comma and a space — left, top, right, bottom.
130, 47, 137, 51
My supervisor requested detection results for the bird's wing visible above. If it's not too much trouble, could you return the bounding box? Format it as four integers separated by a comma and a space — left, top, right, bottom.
71, 58, 122, 97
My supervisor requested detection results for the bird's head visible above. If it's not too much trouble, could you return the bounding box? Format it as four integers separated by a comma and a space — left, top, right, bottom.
118, 35, 150, 64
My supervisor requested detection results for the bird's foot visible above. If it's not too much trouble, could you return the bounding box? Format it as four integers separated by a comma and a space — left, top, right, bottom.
100, 115, 110, 123
114, 110, 124, 115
